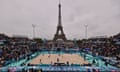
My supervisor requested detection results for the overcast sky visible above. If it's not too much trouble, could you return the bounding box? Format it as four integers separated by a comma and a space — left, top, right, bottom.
0, 0, 120, 39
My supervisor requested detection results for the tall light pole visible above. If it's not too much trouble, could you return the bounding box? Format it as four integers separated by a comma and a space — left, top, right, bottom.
84, 24, 88, 39
32, 24, 36, 39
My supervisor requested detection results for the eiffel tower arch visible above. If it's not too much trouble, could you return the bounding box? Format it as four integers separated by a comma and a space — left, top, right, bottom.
53, 1, 67, 42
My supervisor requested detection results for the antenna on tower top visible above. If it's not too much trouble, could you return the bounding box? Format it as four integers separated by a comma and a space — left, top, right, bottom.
59, 0, 61, 4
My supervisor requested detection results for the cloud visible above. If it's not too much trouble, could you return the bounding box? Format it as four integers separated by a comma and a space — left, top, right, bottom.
0, 0, 120, 39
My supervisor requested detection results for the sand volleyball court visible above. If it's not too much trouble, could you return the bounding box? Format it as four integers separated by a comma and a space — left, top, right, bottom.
30, 54, 89, 65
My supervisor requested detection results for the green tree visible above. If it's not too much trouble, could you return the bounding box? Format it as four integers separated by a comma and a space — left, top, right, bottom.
33, 38, 43, 43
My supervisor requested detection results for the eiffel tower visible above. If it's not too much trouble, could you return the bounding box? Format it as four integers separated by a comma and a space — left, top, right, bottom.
53, 0, 67, 41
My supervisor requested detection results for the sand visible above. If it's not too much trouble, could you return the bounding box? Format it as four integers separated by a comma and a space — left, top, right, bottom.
30, 54, 89, 65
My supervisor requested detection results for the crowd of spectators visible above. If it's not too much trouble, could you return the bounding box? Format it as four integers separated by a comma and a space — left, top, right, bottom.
78, 33, 120, 57
77, 33, 120, 67
0, 34, 40, 67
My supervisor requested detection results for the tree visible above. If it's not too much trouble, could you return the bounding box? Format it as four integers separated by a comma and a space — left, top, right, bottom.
33, 38, 43, 43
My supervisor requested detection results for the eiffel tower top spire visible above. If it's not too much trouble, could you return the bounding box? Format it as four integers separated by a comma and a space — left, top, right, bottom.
59, 0, 61, 4
58, 0, 62, 26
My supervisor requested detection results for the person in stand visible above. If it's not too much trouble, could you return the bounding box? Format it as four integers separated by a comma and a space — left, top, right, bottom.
84, 53, 86, 60
86, 68, 91, 72
93, 59, 95, 64
92, 68, 96, 72
105, 62, 108, 66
